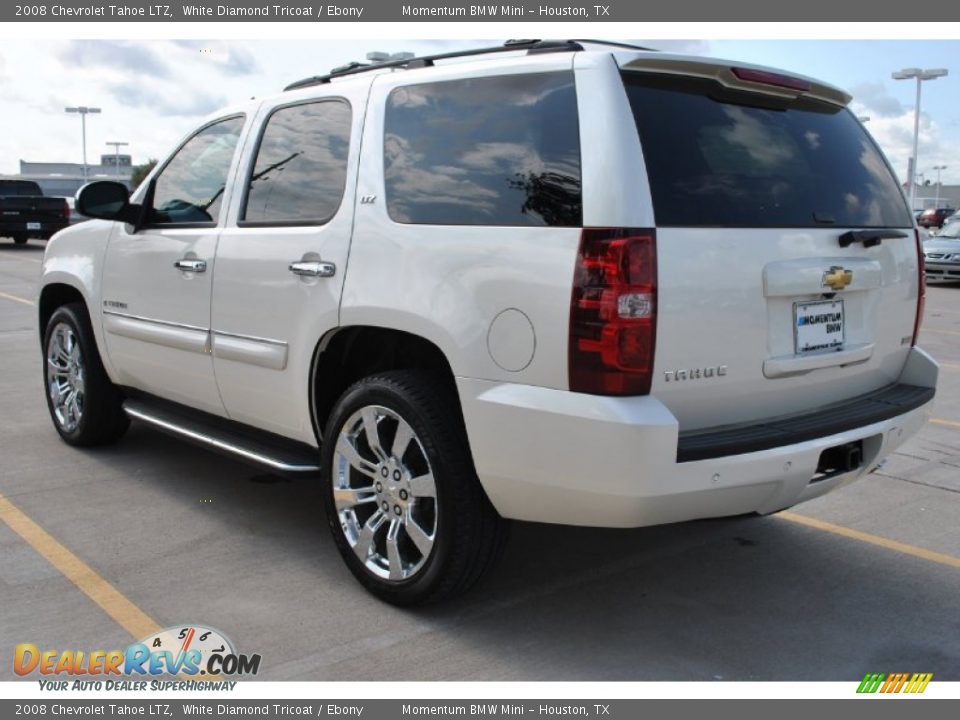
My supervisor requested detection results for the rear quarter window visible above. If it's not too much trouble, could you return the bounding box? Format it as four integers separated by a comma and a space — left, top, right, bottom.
383, 71, 582, 227
622, 73, 912, 229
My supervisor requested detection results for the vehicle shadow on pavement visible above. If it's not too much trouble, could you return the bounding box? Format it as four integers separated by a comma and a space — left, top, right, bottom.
0, 240, 46, 250
53, 425, 957, 683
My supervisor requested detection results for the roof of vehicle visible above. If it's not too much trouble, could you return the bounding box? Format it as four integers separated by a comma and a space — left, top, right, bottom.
279, 39, 851, 106
192, 39, 853, 134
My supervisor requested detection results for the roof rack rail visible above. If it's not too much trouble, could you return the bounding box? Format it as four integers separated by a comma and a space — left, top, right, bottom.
283, 39, 590, 92
283, 39, 660, 92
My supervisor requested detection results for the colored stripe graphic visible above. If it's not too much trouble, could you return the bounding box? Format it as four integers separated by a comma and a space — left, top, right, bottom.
857, 673, 885, 693
857, 672, 932, 693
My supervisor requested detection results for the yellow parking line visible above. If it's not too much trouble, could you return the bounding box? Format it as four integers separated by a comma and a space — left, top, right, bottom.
777, 511, 960, 569
939, 362, 960, 371
0, 492, 162, 640
0, 290, 34, 306
930, 417, 960, 430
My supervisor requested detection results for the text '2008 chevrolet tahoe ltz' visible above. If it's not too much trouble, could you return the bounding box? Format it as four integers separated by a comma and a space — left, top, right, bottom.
38, 41, 938, 604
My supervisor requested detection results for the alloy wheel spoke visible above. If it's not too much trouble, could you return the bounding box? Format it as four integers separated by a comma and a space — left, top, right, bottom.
335, 435, 377, 477
48, 358, 68, 376
404, 516, 434, 556
409, 472, 437, 499
386, 520, 404, 580
361, 407, 387, 461
333, 485, 376, 512
391, 419, 415, 461
352, 510, 386, 562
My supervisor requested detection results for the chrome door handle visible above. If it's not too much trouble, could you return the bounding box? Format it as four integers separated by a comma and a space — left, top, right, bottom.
174, 258, 207, 273
289, 261, 336, 278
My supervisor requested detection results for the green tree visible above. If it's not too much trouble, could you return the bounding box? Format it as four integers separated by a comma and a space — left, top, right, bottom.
131, 159, 158, 188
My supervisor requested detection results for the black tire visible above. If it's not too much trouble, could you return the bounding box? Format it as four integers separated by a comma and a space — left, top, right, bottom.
320, 370, 509, 605
42, 302, 129, 446
13, 235, 28, 245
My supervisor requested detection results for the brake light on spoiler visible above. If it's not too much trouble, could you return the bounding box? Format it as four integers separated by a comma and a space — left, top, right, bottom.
569, 229, 657, 396
731, 67, 812, 93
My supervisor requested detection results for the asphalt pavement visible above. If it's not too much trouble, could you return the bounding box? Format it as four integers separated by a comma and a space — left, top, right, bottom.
1, 238, 958, 682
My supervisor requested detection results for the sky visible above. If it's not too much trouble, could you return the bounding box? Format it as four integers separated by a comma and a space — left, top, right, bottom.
0, 39, 958, 191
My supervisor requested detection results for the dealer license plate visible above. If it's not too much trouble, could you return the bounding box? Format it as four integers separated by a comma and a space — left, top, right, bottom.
26, 222, 41, 230
794, 299, 844, 354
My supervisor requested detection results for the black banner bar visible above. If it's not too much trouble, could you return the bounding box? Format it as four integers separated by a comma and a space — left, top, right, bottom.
4, 0, 959, 22
0, 699, 958, 720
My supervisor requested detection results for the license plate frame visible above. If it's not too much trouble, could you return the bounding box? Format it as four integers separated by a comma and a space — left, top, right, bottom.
794, 298, 845, 354
26, 222, 41, 231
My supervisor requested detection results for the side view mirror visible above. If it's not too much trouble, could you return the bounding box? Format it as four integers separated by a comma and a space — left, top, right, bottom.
76, 181, 141, 226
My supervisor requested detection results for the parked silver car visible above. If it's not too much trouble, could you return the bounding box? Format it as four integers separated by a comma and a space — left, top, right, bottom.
924, 219, 960, 281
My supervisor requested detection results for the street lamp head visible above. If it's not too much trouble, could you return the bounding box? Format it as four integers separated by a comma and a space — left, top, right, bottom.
892, 68, 921, 80
919, 69, 948, 80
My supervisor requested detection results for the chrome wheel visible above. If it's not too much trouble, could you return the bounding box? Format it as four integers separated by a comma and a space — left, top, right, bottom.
332, 405, 438, 581
46, 322, 85, 433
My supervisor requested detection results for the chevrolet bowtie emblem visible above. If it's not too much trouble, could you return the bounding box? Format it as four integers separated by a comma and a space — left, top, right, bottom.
822, 266, 853, 291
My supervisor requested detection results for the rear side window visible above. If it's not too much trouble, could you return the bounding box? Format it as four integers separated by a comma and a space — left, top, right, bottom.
0, 180, 42, 196
242, 99, 352, 225
623, 73, 912, 229
384, 72, 581, 227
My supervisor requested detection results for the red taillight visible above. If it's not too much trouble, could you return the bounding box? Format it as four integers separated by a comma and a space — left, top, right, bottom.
569, 229, 657, 395
731, 67, 811, 92
62, 199, 70, 219
913, 228, 925, 346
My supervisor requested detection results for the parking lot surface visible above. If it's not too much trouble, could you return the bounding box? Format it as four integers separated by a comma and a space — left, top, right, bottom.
1, 238, 958, 681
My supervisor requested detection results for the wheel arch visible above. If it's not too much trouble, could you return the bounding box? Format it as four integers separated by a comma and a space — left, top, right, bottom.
310, 325, 463, 444
38, 282, 88, 343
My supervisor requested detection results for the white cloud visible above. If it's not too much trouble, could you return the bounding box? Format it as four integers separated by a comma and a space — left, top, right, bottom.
850, 82, 903, 118
857, 108, 959, 187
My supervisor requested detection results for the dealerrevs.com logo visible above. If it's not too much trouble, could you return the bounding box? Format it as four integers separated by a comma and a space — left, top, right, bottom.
857, 673, 933, 694
14, 625, 261, 680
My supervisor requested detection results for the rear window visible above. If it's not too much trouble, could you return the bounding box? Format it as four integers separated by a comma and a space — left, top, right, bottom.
0, 180, 42, 196
384, 71, 582, 227
622, 73, 912, 229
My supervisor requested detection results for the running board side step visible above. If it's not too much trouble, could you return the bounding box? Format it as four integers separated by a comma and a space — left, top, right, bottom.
123, 398, 322, 476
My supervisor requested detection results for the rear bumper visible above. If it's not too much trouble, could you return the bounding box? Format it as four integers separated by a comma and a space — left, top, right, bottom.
0, 220, 68, 239
457, 347, 938, 528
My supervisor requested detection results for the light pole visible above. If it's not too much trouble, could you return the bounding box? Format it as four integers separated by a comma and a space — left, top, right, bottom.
106, 141, 129, 179
933, 164, 947, 207
65, 106, 101, 183
892, 68, 948, 212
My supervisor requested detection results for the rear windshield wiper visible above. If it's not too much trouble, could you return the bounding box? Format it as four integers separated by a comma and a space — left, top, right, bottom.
838, 229, 909, 248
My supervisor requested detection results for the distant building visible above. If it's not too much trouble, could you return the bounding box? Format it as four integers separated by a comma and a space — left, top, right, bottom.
915, 185, 960, 210
18, 155, 134, 198
905, 182, 960, 211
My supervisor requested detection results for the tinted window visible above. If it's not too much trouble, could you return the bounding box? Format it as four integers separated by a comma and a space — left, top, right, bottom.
0, 180, 42, 196
150, 116, 245, 225
384, 72, 581, 227
623, 74, 912, 228
243, 100, 351, 224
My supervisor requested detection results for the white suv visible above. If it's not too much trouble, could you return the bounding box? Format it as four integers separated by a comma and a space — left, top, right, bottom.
38, 40, 938, 604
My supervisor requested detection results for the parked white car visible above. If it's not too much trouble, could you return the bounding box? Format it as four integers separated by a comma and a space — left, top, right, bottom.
38, 40, 938, 604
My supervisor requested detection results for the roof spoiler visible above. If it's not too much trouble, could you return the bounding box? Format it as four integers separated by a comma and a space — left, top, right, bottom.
618, 56, 852, 107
